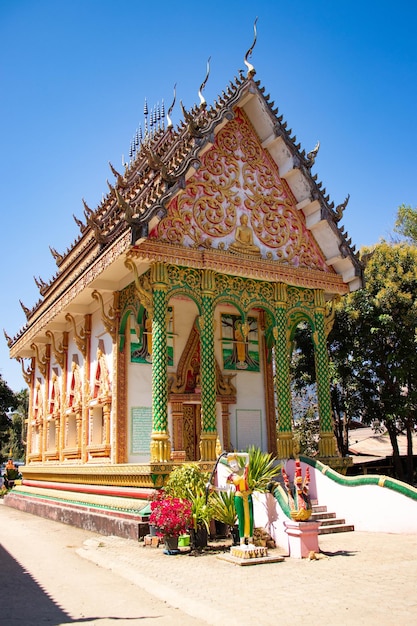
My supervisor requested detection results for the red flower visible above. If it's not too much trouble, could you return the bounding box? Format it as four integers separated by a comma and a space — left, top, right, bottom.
149, 490, 192, 537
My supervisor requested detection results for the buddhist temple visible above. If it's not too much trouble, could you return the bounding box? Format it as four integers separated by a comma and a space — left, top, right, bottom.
5, 37, 363, 526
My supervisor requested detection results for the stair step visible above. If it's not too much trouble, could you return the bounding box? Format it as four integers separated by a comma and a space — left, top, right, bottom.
311, 511, 336, 521
319, 524, 354, 535
318, 518, 346, 527
312, 505, 327, 513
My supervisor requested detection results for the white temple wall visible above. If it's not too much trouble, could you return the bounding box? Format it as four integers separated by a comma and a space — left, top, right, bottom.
228, 370, 266, 451
127, 336, 153, 463
215, 307, 267, 453
168, 296, 199, 372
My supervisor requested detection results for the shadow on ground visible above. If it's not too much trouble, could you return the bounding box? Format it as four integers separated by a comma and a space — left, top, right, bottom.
0, 544, 152, 624
0, 543, 74, 624
320, 549, 358, 557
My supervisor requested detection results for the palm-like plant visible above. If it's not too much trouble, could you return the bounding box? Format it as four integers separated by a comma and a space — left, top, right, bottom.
210, 490, 237, 527
187, 489, 213, 532
246, 446, 280, 492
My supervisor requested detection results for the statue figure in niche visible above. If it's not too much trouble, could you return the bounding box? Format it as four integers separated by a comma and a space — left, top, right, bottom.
34, 380, 43, 423
229, 214, 261, 257
49, 371, 61, 416
234, 321, 248, 369
222, 314, 260, 372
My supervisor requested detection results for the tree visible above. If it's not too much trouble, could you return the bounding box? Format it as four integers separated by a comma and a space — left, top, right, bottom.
328, 307, 379, 457
330, 241, 417, 483
0, 375, 18, 463
5, 389, 28, 461
290, 323, 319, 456
394, 204, 417, 245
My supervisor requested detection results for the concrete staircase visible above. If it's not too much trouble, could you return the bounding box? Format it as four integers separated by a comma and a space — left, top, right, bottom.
311, 501, 354, 535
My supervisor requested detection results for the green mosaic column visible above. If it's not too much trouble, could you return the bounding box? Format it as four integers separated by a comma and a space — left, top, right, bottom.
198, 269, 218, 461
150, 262, 171, 462
313, 290, 337, 457
274, 283, 294, 459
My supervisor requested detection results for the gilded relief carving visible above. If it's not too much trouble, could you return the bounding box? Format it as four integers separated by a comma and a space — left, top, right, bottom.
151, 108, 330, 271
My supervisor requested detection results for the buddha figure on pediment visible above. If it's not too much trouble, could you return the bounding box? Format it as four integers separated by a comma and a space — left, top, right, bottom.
229, 214, 261, 257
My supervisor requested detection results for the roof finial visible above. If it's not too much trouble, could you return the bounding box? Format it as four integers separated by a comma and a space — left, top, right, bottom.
167, 84, 177, 129
244, 17, 258, 77
161, 99, 165, 130
334, 194, 350, 222
198, 57, 211, 108
307, 140, 320, 168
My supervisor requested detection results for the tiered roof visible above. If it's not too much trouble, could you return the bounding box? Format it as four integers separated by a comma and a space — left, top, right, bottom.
7, 55, 363, 357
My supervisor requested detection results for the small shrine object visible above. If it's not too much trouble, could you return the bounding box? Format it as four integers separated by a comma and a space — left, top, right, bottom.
282, 459, 313, 521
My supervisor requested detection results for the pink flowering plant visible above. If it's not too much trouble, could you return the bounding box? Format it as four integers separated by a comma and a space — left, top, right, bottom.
149, 490, 192, 538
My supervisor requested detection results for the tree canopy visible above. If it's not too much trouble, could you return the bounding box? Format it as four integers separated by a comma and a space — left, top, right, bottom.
289, 233, 417, 483
330, 241, 417, 481
394, 204, 417, 245
0, 376, 26, 462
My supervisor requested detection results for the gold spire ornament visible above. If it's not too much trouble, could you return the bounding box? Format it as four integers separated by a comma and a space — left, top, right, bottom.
244, 17, 258, 77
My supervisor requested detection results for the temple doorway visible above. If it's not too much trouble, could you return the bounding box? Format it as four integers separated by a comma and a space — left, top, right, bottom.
183, 403, 201, 461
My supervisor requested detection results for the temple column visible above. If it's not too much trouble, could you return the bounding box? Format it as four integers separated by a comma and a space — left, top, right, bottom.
103, 401, 111, 447
59, 332, 68, 462
81, 314, 91, 462
150, 262, 171, 462
313, 290, 337, 457
25, 358, 35, 460
275, 283, 294, 459
41, 344, 51, 462
198, 269, 217, 462
260, 310, 277, 456
76, 410, 82, 456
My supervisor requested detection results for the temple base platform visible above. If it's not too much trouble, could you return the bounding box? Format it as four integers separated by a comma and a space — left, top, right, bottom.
3, 482, 153, 541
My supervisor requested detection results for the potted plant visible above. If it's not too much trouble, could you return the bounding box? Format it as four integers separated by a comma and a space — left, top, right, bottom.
210, 490, 239, 544
187, 489, 213, 549
148, 490, 192, 553
165, 463, 213, 549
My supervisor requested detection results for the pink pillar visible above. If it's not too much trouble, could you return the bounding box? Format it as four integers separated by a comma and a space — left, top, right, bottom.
284, 520, 320, 558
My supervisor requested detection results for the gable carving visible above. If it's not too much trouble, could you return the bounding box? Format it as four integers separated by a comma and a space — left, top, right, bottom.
151, 108, 329, 271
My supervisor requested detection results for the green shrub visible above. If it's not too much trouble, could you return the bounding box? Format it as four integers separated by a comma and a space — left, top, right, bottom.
165, 463, 210, 499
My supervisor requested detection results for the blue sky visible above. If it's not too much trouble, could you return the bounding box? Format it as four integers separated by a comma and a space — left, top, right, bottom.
1, 0, 416, 391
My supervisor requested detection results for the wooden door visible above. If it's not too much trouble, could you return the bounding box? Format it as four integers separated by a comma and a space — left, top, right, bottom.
183, 404, 201, 461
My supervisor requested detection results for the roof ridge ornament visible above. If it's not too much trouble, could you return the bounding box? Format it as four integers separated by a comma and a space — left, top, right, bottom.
307, 141, 320, 168
49, 245, 64, 265
34, 275, 48, 295
19, 300, 31, 319
167, 84, 177, 129
180, 100, 205, 138
334, 194, 350, 222
198, 57, 211, 109
244, 17, 258, 78
3, 328, 13, 348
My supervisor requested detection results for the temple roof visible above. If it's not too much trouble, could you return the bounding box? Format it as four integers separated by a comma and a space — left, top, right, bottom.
7, 67, 363, 356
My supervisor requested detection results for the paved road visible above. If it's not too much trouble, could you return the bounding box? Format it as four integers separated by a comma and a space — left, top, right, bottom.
0, 501, 202, 625
1, 500, 417, 625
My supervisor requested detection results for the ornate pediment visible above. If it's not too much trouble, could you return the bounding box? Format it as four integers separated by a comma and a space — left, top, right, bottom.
150, 108, 330, 272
